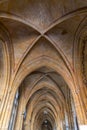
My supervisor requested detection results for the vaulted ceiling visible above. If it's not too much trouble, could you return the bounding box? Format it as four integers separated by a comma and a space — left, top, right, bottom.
0, 0, 87, 130
0, 0, 87, 69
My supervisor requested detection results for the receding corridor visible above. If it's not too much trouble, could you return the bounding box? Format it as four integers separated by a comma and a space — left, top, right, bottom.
0, 0, 87, 130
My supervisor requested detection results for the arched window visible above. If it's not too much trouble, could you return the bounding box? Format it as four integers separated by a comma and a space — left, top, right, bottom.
8, 91, 19, 130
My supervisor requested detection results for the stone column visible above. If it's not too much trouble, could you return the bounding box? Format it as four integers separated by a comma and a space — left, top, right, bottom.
71, 96, 79, 130
72, 90, 86, 125
0, 91, 14, 130
24, 120, 31, 130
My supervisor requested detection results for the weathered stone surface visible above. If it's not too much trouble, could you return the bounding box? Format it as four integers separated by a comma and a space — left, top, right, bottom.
0, 0, 87, 130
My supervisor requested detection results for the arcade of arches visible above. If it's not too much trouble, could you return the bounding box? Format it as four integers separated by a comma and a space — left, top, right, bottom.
0, 0, 87, 130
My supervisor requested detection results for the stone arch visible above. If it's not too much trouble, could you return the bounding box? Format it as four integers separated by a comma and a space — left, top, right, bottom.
11, 56, 74, 97
74, 16, 87, 122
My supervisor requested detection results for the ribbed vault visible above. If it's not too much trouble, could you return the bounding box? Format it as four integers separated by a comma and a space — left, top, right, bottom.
0, 1, 87, 130
13, 67, 78, 130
